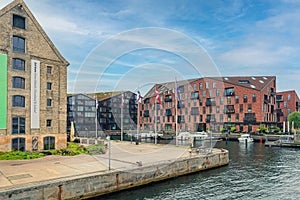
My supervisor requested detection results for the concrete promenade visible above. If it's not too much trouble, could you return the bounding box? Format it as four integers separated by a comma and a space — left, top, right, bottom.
0, 141, 228, 199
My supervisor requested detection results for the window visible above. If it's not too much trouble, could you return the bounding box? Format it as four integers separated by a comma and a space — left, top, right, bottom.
220, 96, 224, 105
216, 89, 220, 96
227, 96, 231, 104
47, 66, 52, 74
47, 82, 52, 90
284, 102, 287, 108
202, 90, 206, 97
243, 95, 248, 103
216, 106, 220, 113
12, 58, 25, 70
239, 104, 243, 113
193, 83, 197, 90
47, 99, 52, 107
12, 138, 26, 151
252, 94, 256, 102
288, 109, 291, 114
12, 77, 25, 89
12, 95, 25, 107
206, 82, 209, 88
213, 82, 217, 88
13, 36, 25, 53
235, 96, 239, 104
13, 14, 25, 29
44, 136, 55, 150
12, 117, 25, 134
288, 94, 291, 101
248, 104, 252, 112
46, 119, 52, 127
199, 83, 203, 90
236, 114, 239, 122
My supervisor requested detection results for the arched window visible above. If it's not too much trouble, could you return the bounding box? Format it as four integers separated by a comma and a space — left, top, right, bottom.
12, 95, 25, 107
13, 36, 25, 53
12, 58, 25, 71
12, 138, 26, 151
44, 136, 55, 150
12, 77, 25, 89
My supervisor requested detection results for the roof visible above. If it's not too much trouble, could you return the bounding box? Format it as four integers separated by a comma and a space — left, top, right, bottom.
144, 76, 276, 98
0, 0, 69, 66
209, 76, 276, 91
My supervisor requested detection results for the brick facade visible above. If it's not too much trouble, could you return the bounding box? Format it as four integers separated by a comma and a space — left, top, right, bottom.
139, 76, 277, 134
276, 90, 300, 125
0, 0, 69, 151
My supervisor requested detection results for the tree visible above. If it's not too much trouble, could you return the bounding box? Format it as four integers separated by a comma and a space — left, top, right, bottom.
288, 112, 300, 129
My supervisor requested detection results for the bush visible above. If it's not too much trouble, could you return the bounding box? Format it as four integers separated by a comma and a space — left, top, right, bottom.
0, 151, 45, 160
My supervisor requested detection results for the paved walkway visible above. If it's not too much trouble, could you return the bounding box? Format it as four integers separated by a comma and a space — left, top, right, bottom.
0, 141, 210, 192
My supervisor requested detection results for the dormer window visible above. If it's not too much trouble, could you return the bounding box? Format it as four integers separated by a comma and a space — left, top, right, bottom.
13, 14, 25, 29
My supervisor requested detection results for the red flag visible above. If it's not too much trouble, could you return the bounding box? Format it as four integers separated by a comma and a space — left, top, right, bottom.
155, 86, 162, 105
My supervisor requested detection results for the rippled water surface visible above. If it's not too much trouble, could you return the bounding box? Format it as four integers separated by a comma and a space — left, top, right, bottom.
93, 141, 300, 200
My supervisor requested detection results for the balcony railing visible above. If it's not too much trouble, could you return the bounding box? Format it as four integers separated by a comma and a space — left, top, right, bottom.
224, 109, 235, 114
243, 118, 256, 123
206, 101, 216, 106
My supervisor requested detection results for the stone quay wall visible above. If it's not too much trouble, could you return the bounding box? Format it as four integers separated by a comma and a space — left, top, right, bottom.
0, 150, 229, 200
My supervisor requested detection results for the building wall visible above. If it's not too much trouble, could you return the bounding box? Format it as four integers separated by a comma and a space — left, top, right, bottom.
0, 0, 68, 151
276, 90, 300, 124
98, 91, 137, 135
139, 76, 277, 134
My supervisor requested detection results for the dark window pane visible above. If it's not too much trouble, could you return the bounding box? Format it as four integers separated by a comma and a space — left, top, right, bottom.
12, 117, 26, 134
12, 95, 25, 107
44, 136, 55, 150
12, 138, 25, 151
12, 58, 25, 70
13, 15, 25, 29
12, 77, 25, 89
13, 36, 25, 53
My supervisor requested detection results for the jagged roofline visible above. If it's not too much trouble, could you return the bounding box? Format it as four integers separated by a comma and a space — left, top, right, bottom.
144, 75, 276, 98
0, 0, 69, 66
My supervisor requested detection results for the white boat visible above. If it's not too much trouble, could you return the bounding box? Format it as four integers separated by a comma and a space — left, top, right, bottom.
177, 131, 208, 140
238, 134, 254, 143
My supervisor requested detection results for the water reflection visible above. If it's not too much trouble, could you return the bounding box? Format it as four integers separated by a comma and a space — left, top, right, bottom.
91, 141, 300, 200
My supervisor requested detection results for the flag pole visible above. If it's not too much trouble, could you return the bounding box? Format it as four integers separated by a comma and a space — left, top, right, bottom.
155, 85, 157, 145
175, 79, 178, 146
95, 96, 98, 138
121, 94, 124, 141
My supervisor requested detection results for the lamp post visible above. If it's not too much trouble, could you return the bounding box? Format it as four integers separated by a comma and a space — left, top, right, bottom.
106, 135, 111, 170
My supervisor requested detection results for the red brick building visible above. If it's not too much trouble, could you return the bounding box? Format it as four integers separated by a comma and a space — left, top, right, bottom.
139, 76, 277, 133
276, 90, 300, 126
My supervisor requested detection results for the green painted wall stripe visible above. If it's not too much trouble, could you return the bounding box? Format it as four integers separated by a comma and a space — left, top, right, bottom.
0, 54, 7, 129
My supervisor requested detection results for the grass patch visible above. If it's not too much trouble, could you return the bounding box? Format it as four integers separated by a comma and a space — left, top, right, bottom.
0, 151, 45, 160
0, 142, 106, 160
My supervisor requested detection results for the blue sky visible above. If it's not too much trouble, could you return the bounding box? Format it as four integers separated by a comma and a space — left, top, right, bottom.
1, 0, 300, 95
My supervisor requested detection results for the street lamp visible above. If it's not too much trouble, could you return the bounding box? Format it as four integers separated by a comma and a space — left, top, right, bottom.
106, 135, 111, 170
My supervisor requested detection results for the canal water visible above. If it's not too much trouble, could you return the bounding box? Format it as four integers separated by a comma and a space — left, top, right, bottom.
92, 141, 300, 200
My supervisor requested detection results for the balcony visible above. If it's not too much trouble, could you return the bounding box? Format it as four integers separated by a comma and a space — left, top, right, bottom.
276, 95, 283, 101
264, 98, 270, 104
178, 116, 185, 123
166, 109, 172, 116
191, 92, 199, 99
206, 98, 216, 106
165, 95, 172, 102
206, 118, 215, 123
224, 88, 235, 96
243, 118, 256, 123
224, 109, 235, 114
276, 109, 284, 116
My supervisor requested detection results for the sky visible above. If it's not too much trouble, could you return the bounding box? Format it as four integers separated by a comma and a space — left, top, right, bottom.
1, 0, 300, 95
